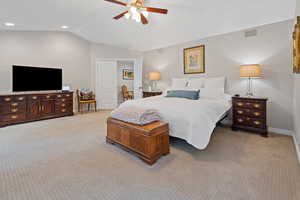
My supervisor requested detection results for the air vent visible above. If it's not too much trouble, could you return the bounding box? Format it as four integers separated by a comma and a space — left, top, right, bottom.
245, 30, 258, 38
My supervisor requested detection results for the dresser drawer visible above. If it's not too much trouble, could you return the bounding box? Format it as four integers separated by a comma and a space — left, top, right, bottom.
235, 108, 265, 118
28, 95, 40, 101
41, 94, 56, 100
56, 107, 72, 114
234, 101, 264, 110
1, 113, 26, 122
0, 103, 26, 114
0, 96, 26, 103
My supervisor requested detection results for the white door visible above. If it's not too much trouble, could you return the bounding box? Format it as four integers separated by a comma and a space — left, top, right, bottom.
134, 58, 143, 99
96, 61, 118, 109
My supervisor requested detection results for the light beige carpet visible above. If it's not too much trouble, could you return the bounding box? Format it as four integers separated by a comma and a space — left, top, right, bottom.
0, 111, 299, 200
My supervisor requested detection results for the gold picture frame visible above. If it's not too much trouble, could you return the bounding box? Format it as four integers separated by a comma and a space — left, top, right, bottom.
184, 45, 205, 74
293, 16, 300, 74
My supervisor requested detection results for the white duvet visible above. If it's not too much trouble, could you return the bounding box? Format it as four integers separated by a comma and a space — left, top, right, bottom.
119, 96, 232, 150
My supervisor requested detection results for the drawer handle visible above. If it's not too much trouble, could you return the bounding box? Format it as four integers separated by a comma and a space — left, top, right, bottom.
4, 98, 11, 102
11, 103, 18, 107
11, 115, 18, 119
237, 103, 244, 106
61, 109, 66, 112
254, 121, 261, 125
61, 103, 66, 107
32, 96, 37, 100
254, 112, 261, 116
18, 97, 24, 101
57, 95, 62, 98
254, 104, 261, 108
237, 110, 244, 114
11, 109, 18, 113
238, 118, 244, 122
62, 99, 66, 102
46, 95, 50, 99
66, 94, 70, 97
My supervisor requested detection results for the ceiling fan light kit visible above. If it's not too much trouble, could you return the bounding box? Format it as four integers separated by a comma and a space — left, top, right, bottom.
104, 0, 168, 25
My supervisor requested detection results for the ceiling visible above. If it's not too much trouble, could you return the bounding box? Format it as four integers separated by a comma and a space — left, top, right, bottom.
0, 0, 296, 51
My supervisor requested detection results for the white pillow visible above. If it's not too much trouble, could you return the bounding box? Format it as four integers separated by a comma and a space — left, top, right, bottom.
200, 88, 225, 99
204, 77, 225, 92
187, 78, 205, 89
172, 78, 188, 88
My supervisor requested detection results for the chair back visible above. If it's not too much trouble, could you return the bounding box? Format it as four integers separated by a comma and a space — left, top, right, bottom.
121, 85, 129, 99
77, 89, 95, 102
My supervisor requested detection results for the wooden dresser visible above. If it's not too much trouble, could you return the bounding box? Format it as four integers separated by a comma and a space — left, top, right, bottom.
0, 91, 73, 128
232, 96, 268, 137
143, 91, 163, 98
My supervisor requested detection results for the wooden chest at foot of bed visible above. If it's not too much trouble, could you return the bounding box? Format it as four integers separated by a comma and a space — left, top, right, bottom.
106, 117, 170, 165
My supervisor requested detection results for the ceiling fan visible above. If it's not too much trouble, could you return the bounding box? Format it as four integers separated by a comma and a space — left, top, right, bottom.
104, 0, 168, 25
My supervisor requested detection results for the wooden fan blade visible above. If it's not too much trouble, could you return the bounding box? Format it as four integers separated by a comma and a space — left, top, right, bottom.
141, 13, 148, 25
104, 0, 127, 6
113, 11, 129, 20
146, 7, 168, 14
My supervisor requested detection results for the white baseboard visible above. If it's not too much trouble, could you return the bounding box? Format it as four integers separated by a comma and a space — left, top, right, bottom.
268, 127, 294, 136
292, 135, 300, 164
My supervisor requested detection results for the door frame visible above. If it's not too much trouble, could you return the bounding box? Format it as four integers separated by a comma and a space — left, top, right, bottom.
95, 58, 143, 109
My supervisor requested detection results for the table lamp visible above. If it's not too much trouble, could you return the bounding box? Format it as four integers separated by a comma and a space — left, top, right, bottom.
149, 72, 161, 91
240, 64, 262, 96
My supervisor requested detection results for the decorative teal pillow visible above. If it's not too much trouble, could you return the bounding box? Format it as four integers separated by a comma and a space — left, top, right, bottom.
166, 90, 200, 100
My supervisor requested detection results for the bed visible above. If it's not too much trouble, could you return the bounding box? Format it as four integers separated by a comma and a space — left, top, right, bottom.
118, 93, 232, 150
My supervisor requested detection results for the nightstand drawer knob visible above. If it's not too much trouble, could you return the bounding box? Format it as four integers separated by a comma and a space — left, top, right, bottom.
254, 112, 261, 116
238, 119, 244, 122
254, 121, 261, 125
254, 104, 261, 108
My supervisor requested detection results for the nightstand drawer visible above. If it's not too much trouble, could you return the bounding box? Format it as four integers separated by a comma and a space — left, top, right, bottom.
235, 108, 265, 118
235, 101, 264, 110
236, 116, 265, 129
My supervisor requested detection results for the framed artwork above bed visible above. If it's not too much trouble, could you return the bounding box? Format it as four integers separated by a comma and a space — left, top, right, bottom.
293, 16, 300, 74
184, 45, 205, 74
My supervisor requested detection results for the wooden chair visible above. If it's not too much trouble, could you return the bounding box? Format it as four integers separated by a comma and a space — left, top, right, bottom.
121, 85, 134, 101
76, 90, 97, 113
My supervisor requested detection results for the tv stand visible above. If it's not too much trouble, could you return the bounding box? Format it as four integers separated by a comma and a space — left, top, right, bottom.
0, 91, 73, 128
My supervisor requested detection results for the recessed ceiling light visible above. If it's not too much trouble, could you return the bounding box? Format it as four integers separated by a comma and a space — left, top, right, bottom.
5, 22, 15, 27
61, 25, 68, 29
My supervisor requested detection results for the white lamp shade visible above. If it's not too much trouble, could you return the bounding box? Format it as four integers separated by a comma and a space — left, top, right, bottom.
240, 64, 262, 78
149, 72, 161, 81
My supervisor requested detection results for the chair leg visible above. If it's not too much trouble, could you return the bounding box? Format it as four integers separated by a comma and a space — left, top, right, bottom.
78, 103, 80, 113
95, 102, 97, 112
88, 103, 90, 111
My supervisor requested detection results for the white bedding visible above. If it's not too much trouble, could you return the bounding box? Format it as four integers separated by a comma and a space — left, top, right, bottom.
118, 95, 232, 150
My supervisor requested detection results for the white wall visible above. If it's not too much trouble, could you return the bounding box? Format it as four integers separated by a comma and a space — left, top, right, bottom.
143, 20, 294, 131
117, 61, 134, 104
293, 0, 300, 161
0, 31, 91, 93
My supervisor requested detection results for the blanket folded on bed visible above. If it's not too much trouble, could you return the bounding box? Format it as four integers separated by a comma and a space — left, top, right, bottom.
111, 106, 161, 125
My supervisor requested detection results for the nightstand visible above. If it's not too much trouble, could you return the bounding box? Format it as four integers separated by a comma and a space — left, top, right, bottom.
232, 96, 268, 137
143, 91, 163, 98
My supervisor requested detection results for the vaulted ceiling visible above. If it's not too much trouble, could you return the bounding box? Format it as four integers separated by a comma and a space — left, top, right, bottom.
0, 0, 296, 51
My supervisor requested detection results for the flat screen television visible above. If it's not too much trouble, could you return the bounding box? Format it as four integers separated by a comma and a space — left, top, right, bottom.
13, 65, 62, 92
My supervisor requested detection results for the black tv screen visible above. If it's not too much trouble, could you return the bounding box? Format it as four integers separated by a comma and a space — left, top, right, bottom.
13, 66, 62, 92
